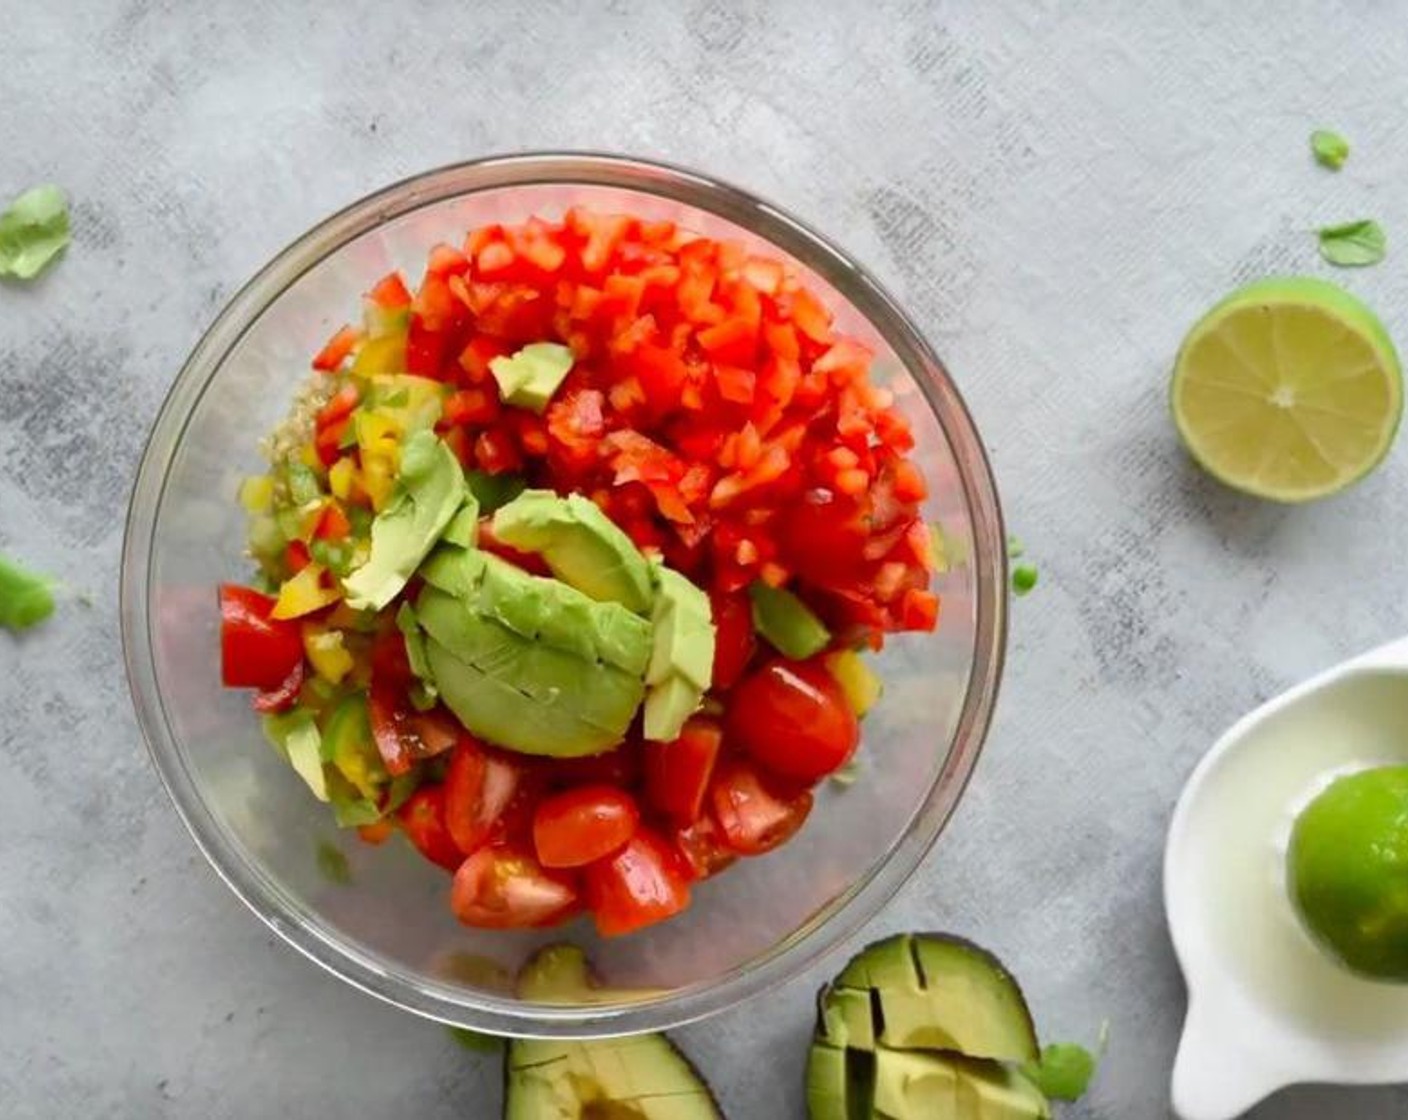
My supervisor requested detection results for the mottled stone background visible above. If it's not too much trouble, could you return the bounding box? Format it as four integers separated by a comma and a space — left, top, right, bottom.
5, 2, 1408, 1117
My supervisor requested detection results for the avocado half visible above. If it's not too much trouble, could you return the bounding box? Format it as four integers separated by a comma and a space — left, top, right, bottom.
805, 933, 1048, 1120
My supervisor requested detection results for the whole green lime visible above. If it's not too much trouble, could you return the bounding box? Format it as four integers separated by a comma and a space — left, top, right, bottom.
1288, 766, 1408, 981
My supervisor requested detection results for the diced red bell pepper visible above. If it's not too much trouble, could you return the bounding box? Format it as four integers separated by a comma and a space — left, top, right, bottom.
218, 584, 305, 691
311, 324, 361, 372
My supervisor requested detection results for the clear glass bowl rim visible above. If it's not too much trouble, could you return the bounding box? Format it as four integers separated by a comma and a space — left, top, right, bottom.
120, 151, 1007, 1037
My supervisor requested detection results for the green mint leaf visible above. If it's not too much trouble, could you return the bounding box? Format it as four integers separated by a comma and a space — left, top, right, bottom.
1012, 563, 1039, 596
1023, 1041, 1099, 1102
447, 1026, 501, 1052
0, 554, 57, 631
314, 841, 351, 885
0, 184, 71, 280
1311, 129, 1350, 170
1318, 219, 1386, 267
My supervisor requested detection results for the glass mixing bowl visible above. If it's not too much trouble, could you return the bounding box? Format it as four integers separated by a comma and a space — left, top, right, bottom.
120, 153, 1006, 1037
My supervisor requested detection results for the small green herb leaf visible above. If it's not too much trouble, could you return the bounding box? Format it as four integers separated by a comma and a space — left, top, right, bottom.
315, 841, 351, 885
1022, 1041, 1099, 1102
0, 184, 70, 280
1311, 129, 1350, 171
1006, 534, 1025, 559
0, 554, 56, 631
1318, 219, 1386, 267
447, 1026, 501, 1052
1012, 563, 1039, 596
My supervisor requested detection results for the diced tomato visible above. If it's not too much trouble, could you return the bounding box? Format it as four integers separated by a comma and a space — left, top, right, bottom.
427, 242, 469, 277
532, 784, 640, 868
672, 813, 737, 881
368, 272, 412, 309
442, 388, 498, 428
251, 657, 305, 713
313, 503, 352, 542
312, 324, 361, 372
709, 591, 755, 690
406, 319, 449, 379
284, 540, 313, 575
583, 828, 692, 937
357, 819, 395, 846
219, 584, 305, 690
475, 429, 522, 474
443, 737, 522, 857
451, 844, 579, 929
726, 658, 858, 784
397, 787, 464, 872
709, 758, 814, 855
899, 587, 940, 631
644, 717, 723, 824
315, 383, 360, 430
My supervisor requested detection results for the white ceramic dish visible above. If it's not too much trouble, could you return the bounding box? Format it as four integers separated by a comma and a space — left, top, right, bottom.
1165, 635, 1408, 1119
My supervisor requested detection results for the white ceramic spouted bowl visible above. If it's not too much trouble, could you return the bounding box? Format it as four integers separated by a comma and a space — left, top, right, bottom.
1165, 635, 1408, 1119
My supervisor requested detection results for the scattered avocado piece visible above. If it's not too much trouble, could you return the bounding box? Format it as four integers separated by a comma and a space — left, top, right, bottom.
321, 693, 388, 800
0, 553, 56, 631
643, 564, 717, 741
749, 581, 830, 659
315, 841, 351, 885
0, 184, 70, 280
465, 468, 528, 514
823, 650, 883, 718
263, 708, 328, 801
1311, 128, 1350, 170
1318, 218, 1386, 268
492, 490, 655, 614
1020, 1042, 1099, 1103
829, 934, 1039, 1065
447, 1025, 501, 1052
440, 503, 480, 549
505, 1034, 724, 1119
396, 603, 438, 709
342, 431, 470, 610
1011, 564, 1038, 596
489, 342, 575, 413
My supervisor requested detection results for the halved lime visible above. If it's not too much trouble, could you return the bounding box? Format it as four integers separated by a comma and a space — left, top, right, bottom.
1171, 277, 1402, 502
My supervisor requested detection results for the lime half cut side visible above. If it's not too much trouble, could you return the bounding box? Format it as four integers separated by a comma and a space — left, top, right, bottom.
1171, 277, 1402, 502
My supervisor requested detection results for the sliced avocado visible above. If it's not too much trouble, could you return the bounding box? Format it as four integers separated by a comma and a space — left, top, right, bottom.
505, 1034, 723, 1120
284, 710, 328, 801
440, 502, 480, 549
806, 1040, 876, 1120
516, 944, 599, 1002
342, 431, 469, 610
870, 1048, 1050, 1120
321, 692, 387, 800
396, 603, 438, 709
642, 565, 716, 742
465, 468, 527, 514
829, 934, 1039, 1065
488, 341, 575, 414
417, 548, 651, 676
421, 629, 643, 757
818, 984, 876, 1051
492, 490, 654, 614
749, 580, 830, 660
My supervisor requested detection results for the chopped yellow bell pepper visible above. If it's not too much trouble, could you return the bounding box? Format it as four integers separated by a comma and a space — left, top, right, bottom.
352, 331, 407, 378
299, 442, 322, 471
355, 410, 401, 458
270, 563, 342, 619
360, 452, 397, 511
823, 649, 884, 719
239, 475, 275, 515
302, 623, 355, 685
328, 456, 358, 502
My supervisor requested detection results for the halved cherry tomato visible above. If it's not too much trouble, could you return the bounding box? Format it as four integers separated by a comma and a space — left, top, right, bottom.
533, 738, 644, 790
709, 591, 755, 691
369, 632, 461, 776
443, 737, 521, 857
397, 787, 464, 872
218, 584, 304, 690
644, 717, 722, 824
709, 758, 814, 855
251, 658, 305, 714
583, 828, 691, 937
532, 784, 640, 869
451, 844, 579, 929
672, 813, 737, 881
726, 658, 858, 784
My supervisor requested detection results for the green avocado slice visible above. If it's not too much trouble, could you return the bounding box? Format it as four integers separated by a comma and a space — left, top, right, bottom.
642, 564, 716, 742
492, 489, 654, 614
341, 430, 469, 610
505, 1034, 723, 1120
871, 1048, 1049, 1119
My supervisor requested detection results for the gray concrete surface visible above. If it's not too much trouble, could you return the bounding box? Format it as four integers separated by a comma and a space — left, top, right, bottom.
5, 2, 1408, 1116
